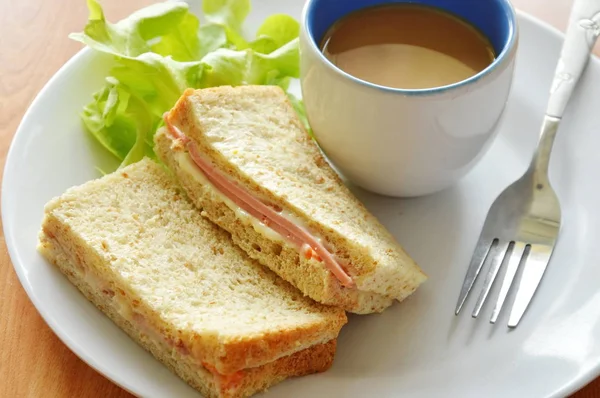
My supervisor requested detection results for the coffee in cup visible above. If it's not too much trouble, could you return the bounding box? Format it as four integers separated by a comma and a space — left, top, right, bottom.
320, 4, 496, 89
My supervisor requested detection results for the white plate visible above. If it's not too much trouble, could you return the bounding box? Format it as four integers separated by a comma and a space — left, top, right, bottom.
4, 1, 600, 397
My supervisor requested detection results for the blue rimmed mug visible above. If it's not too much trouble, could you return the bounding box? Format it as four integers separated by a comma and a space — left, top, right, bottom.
299, 0, 519, 197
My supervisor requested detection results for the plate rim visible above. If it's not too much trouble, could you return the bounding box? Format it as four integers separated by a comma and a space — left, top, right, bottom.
3, 8, 599, 398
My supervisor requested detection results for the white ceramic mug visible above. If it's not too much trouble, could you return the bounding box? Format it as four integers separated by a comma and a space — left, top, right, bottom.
299, 0, 519, 197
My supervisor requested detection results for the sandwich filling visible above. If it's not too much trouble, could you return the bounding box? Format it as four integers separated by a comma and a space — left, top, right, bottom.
164, 115, 354, 287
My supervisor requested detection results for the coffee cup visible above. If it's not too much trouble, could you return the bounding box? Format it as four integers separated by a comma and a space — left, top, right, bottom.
299, 0, 518, 197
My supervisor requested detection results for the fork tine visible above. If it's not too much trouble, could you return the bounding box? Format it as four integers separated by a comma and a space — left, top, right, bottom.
472, 241, 511, 318
455, 237, 495, 315
508, 244, 554, 327
490, 242, 529, 324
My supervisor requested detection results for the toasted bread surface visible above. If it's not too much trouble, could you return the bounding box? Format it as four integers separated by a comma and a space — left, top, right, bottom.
38, 159, 346, 375
163, 86, 427, 311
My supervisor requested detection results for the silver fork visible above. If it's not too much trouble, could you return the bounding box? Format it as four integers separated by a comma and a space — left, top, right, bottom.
455, 0, 600, 328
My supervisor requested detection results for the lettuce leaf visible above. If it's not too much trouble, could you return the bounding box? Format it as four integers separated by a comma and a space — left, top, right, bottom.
72, 0, 305, 169
202, 0, 251, 32
70, 0, 192, 58
82, 77, 156, 167
251, 14, 299, 53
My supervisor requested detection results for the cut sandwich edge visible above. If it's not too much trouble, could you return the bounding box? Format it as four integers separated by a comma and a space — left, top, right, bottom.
164, 86, 427, 305
155, 129, 398, 314
38, 230, 337, 398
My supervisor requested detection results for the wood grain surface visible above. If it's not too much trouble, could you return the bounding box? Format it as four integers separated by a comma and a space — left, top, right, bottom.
0, 1, 598, 397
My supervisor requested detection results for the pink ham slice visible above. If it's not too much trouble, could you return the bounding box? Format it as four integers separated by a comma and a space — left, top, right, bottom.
164, 115, 354, 288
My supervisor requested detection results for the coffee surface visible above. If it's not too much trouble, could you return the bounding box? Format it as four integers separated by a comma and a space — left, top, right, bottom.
320, 4, 496, 89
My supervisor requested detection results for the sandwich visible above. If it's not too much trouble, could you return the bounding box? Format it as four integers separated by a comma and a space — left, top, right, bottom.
37, 158, 347, 398
154, 85, 427, 314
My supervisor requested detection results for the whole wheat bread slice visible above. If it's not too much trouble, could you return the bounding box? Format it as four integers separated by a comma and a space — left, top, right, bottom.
156, 85, 427, 314
37, 158, 346, 398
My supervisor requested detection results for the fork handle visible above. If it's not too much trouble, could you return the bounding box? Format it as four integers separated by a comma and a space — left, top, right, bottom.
546, 0, 600, 118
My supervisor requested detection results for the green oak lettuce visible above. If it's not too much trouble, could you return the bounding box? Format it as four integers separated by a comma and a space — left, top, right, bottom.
71, 0, 305, 169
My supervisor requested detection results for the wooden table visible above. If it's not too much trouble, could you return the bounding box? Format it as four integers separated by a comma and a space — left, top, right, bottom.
1, 1, 598, 397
